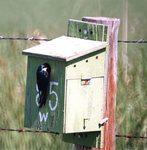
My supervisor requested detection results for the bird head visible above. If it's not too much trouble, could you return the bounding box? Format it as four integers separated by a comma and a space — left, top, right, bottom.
43, 63, 51, 74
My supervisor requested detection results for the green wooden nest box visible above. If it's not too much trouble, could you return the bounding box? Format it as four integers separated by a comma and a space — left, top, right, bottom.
22, 19, 109, 148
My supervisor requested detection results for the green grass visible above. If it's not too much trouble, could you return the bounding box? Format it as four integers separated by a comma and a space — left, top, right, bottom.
116, 44, 147, 150
0, 0, 147, 149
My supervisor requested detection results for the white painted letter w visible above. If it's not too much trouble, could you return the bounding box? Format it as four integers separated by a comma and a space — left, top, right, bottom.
39, 112, 48, 122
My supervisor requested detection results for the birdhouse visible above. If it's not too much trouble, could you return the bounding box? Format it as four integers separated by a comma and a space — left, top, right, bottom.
22, 19, 109, 148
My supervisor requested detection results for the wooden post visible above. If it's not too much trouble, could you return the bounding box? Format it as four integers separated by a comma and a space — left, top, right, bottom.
74, 17, 120, 150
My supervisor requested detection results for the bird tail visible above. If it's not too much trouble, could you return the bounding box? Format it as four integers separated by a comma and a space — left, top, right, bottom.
38, 90, 48, 109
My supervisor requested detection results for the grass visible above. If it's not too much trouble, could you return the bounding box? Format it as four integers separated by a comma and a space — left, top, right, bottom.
0, 0, 147, 149
116, 45, 147, 150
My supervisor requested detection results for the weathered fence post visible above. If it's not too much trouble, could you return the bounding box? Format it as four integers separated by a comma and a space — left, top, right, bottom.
74, 17, 120, 150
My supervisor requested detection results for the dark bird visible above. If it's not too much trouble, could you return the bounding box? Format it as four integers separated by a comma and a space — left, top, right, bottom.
36, 63, 51, 108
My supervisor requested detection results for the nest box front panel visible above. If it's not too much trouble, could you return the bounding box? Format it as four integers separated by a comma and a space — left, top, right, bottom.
24, 56, 65, 133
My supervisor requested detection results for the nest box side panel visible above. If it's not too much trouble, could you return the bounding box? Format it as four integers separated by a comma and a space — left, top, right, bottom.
24, 56, 65, 133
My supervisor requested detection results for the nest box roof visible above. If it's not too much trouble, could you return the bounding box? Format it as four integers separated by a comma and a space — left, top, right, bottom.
22, 36, 107, 61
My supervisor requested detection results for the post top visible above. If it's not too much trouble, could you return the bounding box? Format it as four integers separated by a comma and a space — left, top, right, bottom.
22, 36, 107, 61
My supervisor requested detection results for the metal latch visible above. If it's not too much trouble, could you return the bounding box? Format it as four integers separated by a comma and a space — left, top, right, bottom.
99, 117, 109, 127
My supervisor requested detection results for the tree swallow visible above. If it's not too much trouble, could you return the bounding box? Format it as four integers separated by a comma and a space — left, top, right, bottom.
36, 63, 51, 108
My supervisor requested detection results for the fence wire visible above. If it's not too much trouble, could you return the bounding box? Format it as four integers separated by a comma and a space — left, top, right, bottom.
0, 128, 146, 139
0, 36, 147, 44
118, 39, 147, 43
0, 36, 51, 41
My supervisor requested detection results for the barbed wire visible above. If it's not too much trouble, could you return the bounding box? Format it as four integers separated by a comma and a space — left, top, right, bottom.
0, 127, 146, 139
116, 134, 147, 139
0, 128, 58, 134
118, 39, 147, 43
0, 36, 147, 44
0, 36, 51, 41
